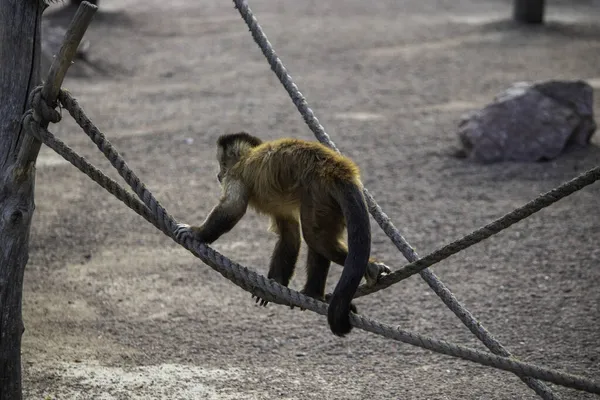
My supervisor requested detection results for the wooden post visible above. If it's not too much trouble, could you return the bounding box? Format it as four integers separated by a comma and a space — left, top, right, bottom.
0, 2, 45, 397
0, 2, 97, 398
513, 0, 545, 24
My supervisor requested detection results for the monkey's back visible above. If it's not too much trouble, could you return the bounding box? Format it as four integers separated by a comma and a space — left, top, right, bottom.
235, 138, 361, 216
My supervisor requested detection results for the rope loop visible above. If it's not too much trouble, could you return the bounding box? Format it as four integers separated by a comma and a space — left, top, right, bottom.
21, 110, 41, 141
30, 85, 62, 124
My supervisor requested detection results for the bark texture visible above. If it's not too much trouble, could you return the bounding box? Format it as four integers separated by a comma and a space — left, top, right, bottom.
0, 1, 44, 399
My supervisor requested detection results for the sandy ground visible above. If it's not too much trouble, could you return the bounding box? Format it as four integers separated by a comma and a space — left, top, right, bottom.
22, 0, 600, 399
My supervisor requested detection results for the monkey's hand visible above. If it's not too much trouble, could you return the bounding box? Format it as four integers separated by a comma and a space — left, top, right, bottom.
174, 223, 193, 242
174, 223, 215, 244
365, 261, 391, 287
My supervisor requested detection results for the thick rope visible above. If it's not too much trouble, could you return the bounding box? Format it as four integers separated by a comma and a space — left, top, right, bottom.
21, 86, 600, 395
231, 1, 563, 398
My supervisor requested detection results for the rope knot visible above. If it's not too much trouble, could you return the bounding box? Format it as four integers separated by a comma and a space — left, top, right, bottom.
30, 86, 62, 124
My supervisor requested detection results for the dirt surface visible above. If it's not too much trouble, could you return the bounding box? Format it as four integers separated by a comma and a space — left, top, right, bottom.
22, 0, 600, 399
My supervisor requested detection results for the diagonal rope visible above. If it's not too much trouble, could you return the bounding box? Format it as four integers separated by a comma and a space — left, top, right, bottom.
19, 87, 600, 395
231, 1, 566, 398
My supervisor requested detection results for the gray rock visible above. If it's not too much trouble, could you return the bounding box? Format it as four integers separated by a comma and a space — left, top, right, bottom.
457, 80, 596, 163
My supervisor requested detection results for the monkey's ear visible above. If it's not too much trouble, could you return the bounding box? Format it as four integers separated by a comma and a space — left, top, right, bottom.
217, 132, 262, 149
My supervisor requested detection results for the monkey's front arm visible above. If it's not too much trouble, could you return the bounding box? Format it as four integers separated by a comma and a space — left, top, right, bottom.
174, 180, 249, 244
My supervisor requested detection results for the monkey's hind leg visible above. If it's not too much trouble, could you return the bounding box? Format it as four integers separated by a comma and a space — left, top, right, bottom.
253, 216, 301, 307
300, 202, 359, 313
299, 200, 390, 287
298, 247, 360, 314
308, 235, 391, 288
291, 247, 331, 311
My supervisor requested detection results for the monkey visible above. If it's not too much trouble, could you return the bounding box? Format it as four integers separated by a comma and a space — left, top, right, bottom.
174, 132, 390, 337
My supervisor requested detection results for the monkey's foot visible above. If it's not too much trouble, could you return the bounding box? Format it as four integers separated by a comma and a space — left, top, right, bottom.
251, 294, 270, 307
174, 223, 191, 242
324, 293, 358, 314
365, 261, 391, 287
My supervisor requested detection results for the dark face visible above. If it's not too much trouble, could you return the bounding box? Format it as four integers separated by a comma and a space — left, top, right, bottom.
216, 138, 256, 185
216, 145, 235, 185
216, 150, 226, 185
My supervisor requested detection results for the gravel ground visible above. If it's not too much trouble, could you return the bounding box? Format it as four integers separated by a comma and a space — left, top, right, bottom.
22, 0, 600, 399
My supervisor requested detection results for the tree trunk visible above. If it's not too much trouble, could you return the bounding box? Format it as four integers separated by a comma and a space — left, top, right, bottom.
0, 1, 44, 399
513, 0, 545, 24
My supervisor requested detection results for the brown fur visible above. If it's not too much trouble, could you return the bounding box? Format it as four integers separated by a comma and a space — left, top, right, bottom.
174, 132, 390, 336
231, 137, 360, 217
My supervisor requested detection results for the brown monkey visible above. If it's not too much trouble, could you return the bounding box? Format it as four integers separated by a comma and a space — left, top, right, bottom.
175, 132, 390, 337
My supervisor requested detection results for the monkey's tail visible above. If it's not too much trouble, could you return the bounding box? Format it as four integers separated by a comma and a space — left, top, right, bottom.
328, 180, 371, 337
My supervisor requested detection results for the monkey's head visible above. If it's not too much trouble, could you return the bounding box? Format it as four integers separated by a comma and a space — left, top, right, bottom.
216, 132, 262, 183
